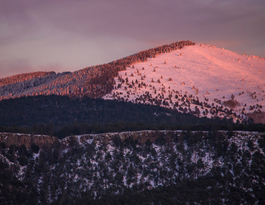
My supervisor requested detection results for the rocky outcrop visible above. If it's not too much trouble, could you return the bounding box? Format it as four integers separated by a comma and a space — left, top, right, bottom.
0, 132, 58, 149
0, 130, 173, 149
57, 130, 176, 150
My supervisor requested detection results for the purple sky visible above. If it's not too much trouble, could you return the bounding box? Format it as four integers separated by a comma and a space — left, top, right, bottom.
0, 0, 265, 78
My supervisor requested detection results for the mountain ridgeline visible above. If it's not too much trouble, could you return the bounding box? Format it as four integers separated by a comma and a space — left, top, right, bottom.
1, 40, 265, 204
0, 41, 195, 101
1, 40, 265, 125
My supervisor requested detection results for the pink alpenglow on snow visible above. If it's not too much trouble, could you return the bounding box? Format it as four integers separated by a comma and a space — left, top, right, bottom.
103, 44, 265, 123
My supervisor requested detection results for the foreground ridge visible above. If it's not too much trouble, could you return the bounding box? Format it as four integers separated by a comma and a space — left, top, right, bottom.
0, 130, 264, 204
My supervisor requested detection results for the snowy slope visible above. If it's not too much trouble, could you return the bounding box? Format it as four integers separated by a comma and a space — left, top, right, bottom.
1, 41, 264, 124
103, 44, 265, 123
1, 130, 264, 204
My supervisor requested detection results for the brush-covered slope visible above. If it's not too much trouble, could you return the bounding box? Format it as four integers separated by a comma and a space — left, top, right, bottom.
0, 130, 264, 204
104, 44, 265, 123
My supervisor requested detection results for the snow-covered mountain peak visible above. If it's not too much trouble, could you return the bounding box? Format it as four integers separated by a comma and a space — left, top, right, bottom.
103, 44, 265, 123
0, 40, 264, 123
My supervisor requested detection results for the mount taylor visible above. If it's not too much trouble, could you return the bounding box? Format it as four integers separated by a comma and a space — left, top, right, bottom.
1, 40, 265, 124
0, 41, 265, 205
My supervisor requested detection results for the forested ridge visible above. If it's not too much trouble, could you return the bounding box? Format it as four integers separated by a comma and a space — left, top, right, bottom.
0, 95, 245, 137
0, 95, 264, 204
0, 41, 194, 101
0, 130, 264, 204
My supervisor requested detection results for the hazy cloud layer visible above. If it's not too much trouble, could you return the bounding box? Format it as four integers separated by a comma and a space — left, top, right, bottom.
0, 0, 264, 78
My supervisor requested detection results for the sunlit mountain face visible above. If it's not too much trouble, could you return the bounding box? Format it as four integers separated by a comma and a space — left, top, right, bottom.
1, 41, 265, 123
103, 43, 265, 123
0, 41, 265, 205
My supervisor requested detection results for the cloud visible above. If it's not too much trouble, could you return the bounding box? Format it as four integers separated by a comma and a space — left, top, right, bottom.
0, 0, 264, 78
1, 0, 264, 44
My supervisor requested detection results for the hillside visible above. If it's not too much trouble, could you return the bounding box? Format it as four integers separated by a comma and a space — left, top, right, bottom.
0, 130, 264, 204
103, 44, 265, 123
0, 41, 194, 100
1, 40, 265, 205
0, 95, 237, 138
1, 40, 264, 124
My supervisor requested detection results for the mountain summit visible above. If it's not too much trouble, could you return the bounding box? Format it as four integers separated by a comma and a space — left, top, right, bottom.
1, 40, 265, 123
103, 43, 265, 123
